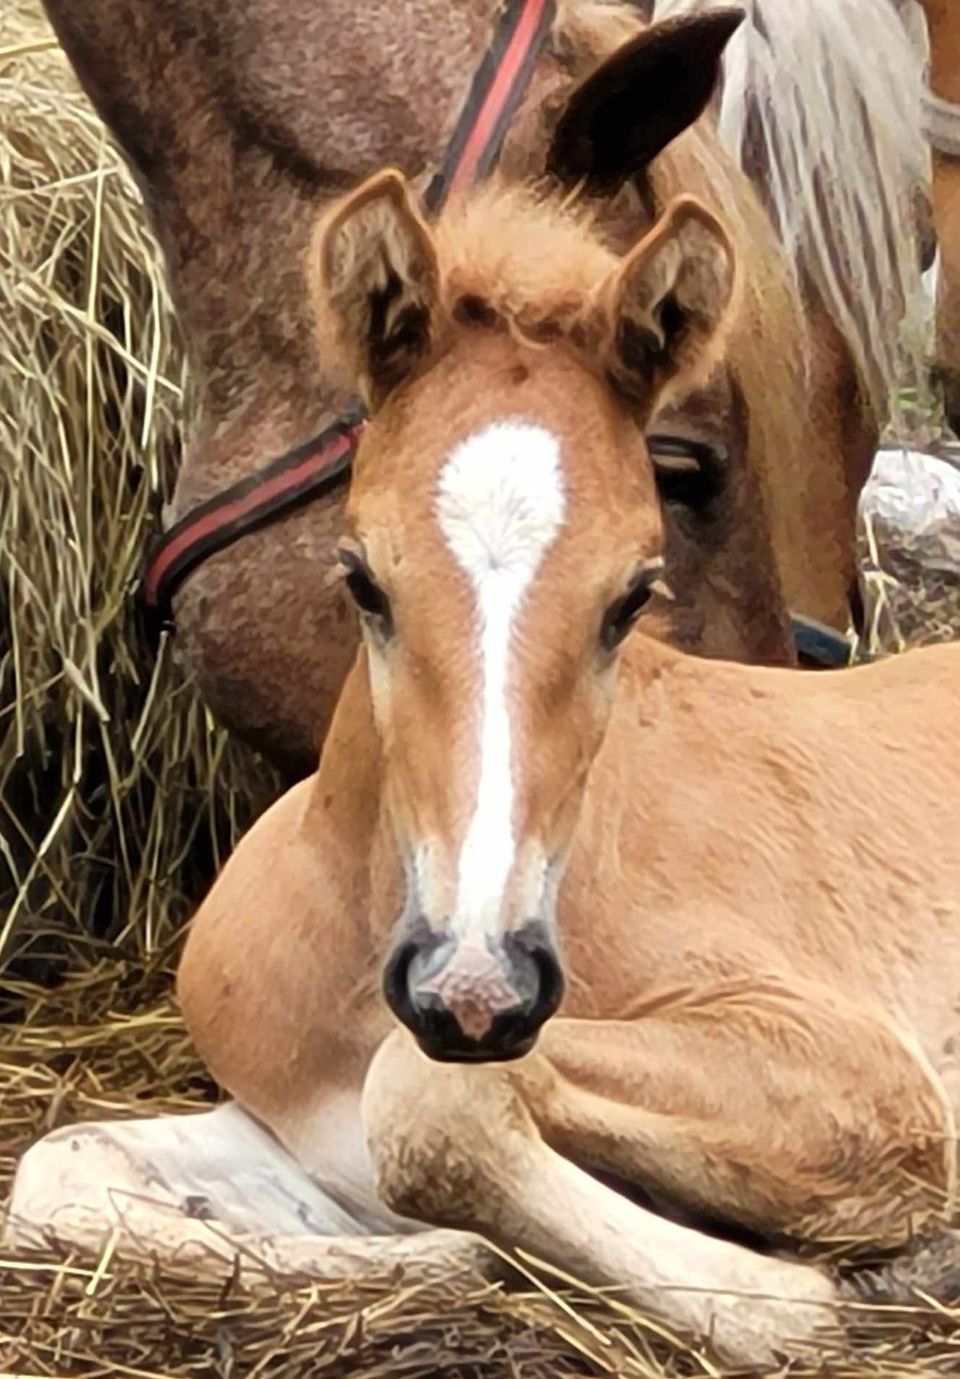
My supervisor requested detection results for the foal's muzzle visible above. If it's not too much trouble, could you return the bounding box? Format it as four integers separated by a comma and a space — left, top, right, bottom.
382, 919, 564, 1062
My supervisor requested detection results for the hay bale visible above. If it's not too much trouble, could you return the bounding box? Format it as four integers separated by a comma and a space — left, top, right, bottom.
0, 1, 278, 984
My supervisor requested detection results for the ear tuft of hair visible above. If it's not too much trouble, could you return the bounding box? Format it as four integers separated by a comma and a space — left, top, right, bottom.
310, 169, 439, 408
598, 194, 738, 415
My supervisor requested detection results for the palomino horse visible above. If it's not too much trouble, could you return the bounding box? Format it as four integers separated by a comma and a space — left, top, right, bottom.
916, 0, 960, 433
40, 0, 927, 775
10, 172, 960, 1367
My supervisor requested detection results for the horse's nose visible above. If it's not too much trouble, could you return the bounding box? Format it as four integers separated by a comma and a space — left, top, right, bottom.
382, 920, 564, 1062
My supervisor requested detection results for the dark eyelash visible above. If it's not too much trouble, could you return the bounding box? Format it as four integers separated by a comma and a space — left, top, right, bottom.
600, 573, 655, 653
339, 552, 393, 634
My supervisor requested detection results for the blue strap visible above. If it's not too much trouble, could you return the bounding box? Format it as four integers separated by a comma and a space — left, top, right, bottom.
790, 613, 861, 668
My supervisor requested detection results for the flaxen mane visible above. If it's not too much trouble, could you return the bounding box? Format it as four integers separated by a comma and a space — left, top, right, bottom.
654, 0, 930, 418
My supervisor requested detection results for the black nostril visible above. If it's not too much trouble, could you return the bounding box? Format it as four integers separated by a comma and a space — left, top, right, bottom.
383, 919, 432, 1030
383, 925, 485, 1058
503, 919, 565, 1027
383, 917, 457, 1033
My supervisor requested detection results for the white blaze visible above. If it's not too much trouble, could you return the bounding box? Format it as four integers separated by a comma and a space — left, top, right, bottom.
435, 421, 565, 937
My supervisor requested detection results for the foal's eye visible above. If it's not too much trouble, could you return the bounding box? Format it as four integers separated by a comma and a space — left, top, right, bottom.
600, 570, 658, 653
339, 550, 393, 635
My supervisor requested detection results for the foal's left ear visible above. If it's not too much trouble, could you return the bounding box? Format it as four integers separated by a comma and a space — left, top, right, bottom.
312, 169, 439, 409
596, 196, 736, 414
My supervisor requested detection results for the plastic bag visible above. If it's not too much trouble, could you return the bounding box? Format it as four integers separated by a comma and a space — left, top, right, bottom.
858, 446, 960, 654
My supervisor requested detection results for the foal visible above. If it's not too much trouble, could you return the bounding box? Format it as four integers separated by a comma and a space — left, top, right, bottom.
10, 174, 960, 1366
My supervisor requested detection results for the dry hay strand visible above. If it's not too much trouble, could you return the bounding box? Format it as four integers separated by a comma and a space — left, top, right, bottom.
0, 1, 279, 983
4, 967, 960, 1379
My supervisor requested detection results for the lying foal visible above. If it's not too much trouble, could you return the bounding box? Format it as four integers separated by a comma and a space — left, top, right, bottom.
9, 174, 960, 1367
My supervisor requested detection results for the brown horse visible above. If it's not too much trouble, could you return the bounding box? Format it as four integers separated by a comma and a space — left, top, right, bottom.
917, 0, 960, 434
10, 172, 960, 1368
38, 0, 928, 777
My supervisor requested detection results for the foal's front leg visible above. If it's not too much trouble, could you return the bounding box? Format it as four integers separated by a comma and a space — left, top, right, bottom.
362, 1030, 840, 1368
534, 980, 954, 1249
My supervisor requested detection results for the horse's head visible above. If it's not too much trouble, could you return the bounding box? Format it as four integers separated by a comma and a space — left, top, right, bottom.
311, 170, 736, 1062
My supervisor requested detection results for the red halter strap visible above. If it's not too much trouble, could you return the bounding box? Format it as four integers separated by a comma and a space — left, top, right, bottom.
142, 0, 556, 629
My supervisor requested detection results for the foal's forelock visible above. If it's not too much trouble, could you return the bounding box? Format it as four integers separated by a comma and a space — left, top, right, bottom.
430, 419, 566, 939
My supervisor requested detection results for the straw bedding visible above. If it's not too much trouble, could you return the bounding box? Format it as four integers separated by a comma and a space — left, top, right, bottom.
2, 2, 960, 1374
4, 980, 960, 1375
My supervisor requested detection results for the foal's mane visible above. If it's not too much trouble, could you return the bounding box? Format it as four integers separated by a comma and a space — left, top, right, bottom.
312, 179, 623, 395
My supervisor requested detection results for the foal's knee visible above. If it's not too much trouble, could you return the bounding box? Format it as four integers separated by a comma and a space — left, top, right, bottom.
362, 1029, 534, 1229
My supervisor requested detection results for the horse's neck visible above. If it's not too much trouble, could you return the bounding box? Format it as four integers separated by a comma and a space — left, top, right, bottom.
558, 637, 760, 992
599, 634, 769, 806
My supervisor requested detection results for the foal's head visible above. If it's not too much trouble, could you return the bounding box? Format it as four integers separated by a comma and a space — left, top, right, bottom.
312, 171, 735, 1061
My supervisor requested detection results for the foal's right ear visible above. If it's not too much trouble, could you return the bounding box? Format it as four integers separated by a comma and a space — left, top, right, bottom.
312, 169, 440, 409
